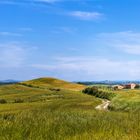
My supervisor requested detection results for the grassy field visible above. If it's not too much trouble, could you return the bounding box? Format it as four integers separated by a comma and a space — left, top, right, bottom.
109, 89, 140, 112
0, 78, 140, 140
91, 85, 140, 112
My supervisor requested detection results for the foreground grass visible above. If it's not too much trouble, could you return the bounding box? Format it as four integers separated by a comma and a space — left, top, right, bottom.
0, 101, 140, 140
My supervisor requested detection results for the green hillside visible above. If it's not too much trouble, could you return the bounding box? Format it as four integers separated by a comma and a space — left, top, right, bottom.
0, 78, 91, 114
109, 89, 140, 111
21, 77, 85, 91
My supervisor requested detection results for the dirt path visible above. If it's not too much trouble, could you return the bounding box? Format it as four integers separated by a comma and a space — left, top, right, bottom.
95, 99, 110, 111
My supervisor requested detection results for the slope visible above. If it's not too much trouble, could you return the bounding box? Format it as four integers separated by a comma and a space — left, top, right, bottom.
21, 77, 85, 91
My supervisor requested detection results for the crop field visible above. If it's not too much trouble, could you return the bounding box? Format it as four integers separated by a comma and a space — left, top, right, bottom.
0, 78, 140, 140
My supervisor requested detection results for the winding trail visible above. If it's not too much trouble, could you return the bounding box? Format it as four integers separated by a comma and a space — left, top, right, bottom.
95, 99, 111, 111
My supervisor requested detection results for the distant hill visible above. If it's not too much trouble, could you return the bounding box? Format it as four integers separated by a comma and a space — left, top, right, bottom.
76, 80, 140, 85
0, 79, 19, 85
21, 77, 86, 91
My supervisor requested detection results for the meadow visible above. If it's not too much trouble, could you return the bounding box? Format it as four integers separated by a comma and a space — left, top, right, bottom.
0, 78, 140, 140
109, 89, 140, 112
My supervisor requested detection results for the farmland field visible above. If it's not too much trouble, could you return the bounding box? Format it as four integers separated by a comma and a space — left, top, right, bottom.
0, 78, 140, 140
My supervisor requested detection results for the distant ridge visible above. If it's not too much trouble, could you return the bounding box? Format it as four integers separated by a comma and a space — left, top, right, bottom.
75, 80, 140, 85
0, 79, 19, 85
21, 77, 85, 91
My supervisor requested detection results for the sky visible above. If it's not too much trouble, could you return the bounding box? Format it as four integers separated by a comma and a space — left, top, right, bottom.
0, 0, 140, 81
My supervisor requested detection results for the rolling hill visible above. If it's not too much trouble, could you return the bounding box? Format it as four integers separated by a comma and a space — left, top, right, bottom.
20, 77, 86, 91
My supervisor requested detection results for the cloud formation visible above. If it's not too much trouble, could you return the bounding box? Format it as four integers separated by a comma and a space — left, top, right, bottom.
32, 56, 140, 80
31, 31, 140, 80
70, 11, 103, 20
34, 0, 60, 3
0, 32, 22, 37
0, 42, 28, 67
0, 0, 61, 4
96, 31, 140, 55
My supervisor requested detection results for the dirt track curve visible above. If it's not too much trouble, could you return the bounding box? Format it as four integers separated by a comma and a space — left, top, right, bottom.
95, 99, 110, 111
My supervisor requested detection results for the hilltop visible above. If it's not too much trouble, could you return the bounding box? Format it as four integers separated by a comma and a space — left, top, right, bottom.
0, 77, 86, 106
21, 77, 85, 91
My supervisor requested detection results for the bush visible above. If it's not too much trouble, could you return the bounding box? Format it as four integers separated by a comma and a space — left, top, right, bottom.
14, 98, 24, 103
2, 113, 15, 120
82, 87, 98, 95
135, 84, 140, 89
49, 88, 61, 92
82, 87, 116, 100
0, 99, 7, 104
19, 83, 40, 89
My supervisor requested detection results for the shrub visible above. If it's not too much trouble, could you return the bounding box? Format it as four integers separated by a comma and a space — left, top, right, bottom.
56, 89, 60, 91
14, 98, 24, 103
49, 88, 61, 92
82, 87, 98, 95
0, 99, 7, 104
135, 84, 140, 89
2, 113, 15, 120
82, 87, 116, 100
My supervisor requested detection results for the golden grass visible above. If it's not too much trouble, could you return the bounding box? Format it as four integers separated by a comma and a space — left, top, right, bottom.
21, 77, 86, 90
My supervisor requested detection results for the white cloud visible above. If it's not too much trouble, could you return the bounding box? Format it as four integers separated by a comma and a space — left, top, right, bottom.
18, 27, 33, 32
96, 31, 140, 55
31, 31, 140, 80
51, 27, 77, 34
0, 0, 17, 5
70, 11, 103, 20
33, 0, 61, 3
0, 42, 28, 67
0, 32, 22, 37
0, 0, 60, 5
118, 44, 140, 55
32, 56, 140, 80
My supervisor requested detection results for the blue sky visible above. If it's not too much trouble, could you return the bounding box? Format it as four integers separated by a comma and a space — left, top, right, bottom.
0, 0, 140, 81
